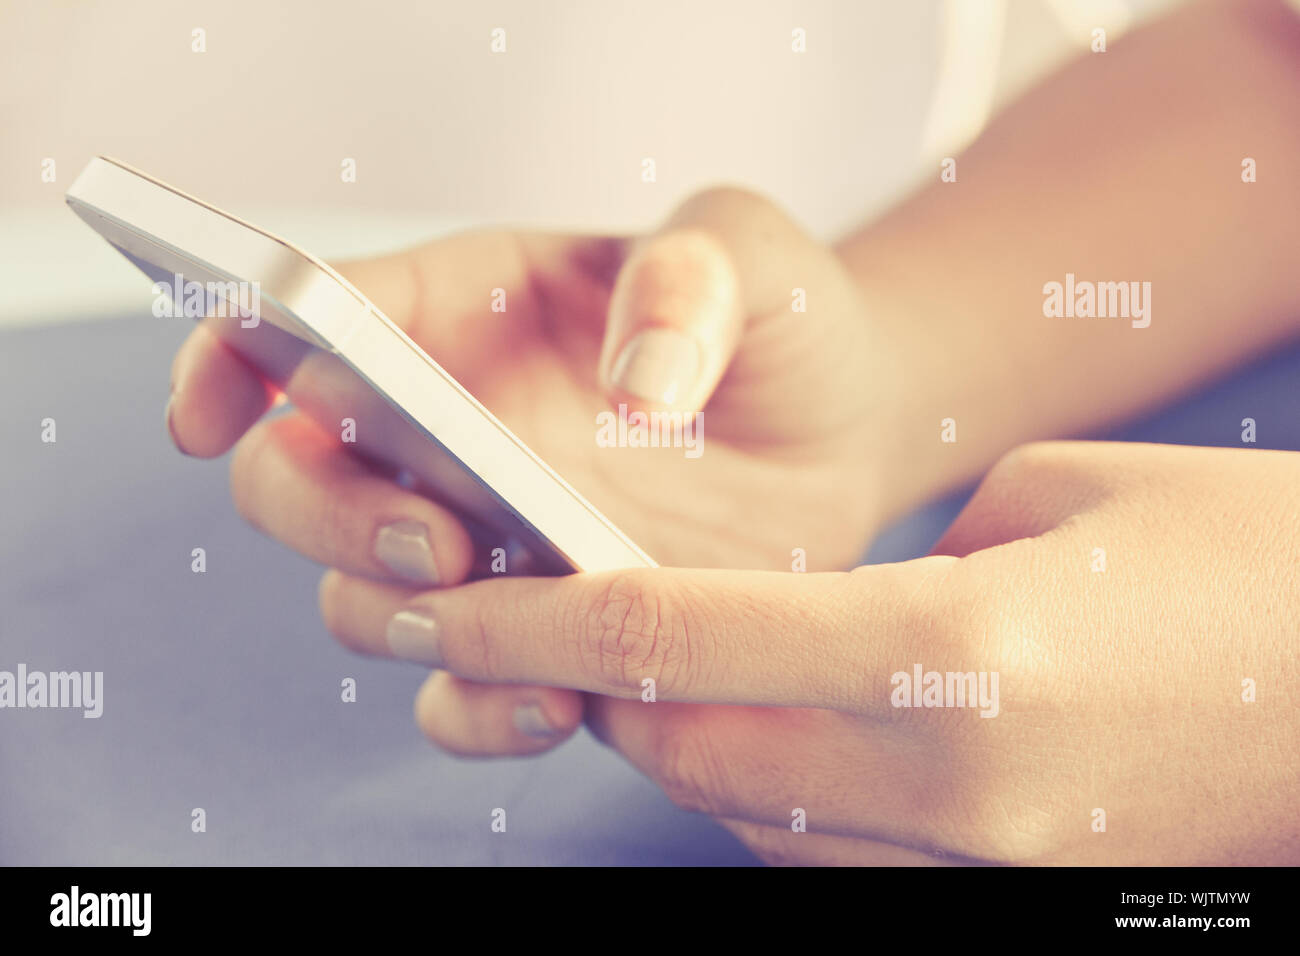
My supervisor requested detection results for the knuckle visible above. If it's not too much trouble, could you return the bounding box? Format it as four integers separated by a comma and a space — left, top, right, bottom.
636, 227, 728, 274
945, 554, 1060, 695
684, 185, 774, 221
987, 441, 1061, 484
680, 186, 803, 253
469, 599, 505, 681
946, 581, 1016, 660
622, 229, 737, 323
650, 723, 733, 816
310, 476, 355, 561
985, 441, 1102, 504
576, 571, 693, 696
442, 584, 502, 682
915, 596, 1065, 864
920, 560, 1003, 659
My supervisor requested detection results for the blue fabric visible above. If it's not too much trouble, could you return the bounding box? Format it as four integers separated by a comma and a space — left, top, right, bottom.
2, 313, 1297, 865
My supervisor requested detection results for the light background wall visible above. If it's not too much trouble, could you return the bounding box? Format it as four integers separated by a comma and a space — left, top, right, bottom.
0, 0, 1167, 325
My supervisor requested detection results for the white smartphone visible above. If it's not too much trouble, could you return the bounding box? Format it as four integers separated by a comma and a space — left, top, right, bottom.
66, 156, 655, 575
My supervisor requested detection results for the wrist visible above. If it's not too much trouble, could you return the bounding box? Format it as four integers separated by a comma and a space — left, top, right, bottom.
837, 235, 1022, 521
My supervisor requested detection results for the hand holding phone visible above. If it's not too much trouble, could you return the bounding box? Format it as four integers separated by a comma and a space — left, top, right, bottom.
67, 157, 655, 575
68, 159, 889, 588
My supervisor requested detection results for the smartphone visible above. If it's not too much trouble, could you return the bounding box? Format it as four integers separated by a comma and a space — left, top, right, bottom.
65, 156, 656, 575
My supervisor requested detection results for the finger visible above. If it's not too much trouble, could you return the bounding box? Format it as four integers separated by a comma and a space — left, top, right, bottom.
599, 228, 743, 411
320, 572, 569, 738
335, 231, 622, 384
232, 413, 475, 586
166, 234, 519, 459
411, 670, 583, 756
599, 188, 838, 414
583, 696, 938, 840
317, 560, 966, 709
167, 322, 276, 457
319, 567, 855, 705
166, 229, 615, 458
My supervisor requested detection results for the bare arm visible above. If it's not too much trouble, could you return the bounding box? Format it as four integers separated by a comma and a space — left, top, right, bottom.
839, 0, 1300, 516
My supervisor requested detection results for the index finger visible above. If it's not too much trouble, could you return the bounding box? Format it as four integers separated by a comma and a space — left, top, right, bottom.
167, 321, 276, 457
320, 559, 967, 712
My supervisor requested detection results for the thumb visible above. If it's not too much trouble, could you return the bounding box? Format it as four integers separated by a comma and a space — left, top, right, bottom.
599, 227, 744, 412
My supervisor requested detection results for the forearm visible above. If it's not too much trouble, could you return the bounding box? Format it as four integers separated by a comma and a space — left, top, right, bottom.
840, 0, 1300, 516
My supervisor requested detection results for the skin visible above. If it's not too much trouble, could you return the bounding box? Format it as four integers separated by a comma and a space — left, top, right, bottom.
321, 440, 1300, 865
168, 0, 1300, 864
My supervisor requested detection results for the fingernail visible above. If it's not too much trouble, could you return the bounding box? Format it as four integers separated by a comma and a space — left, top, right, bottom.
513, 703, 559, 739
374, 520, 440, 585
609, 328, 701, 405
386, 609, 443, 666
